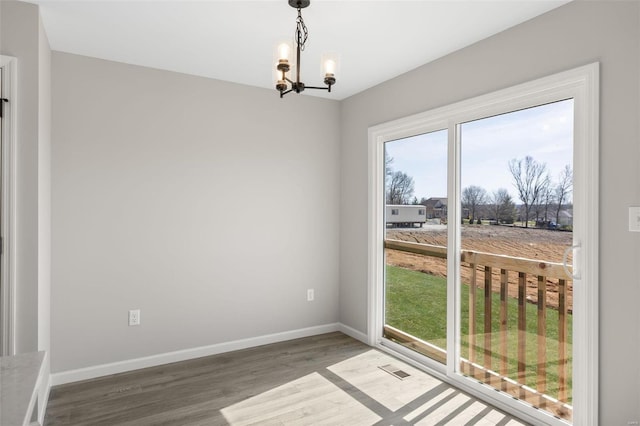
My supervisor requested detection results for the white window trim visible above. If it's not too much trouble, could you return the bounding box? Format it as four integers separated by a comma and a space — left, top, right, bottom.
368, 63, 599, 426
0, 55, 18, 356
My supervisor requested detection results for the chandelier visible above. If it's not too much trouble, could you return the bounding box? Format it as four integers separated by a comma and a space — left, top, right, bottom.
275, 0, 337, 98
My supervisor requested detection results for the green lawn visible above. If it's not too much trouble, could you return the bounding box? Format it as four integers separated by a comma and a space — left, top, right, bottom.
385, 264, 573, 402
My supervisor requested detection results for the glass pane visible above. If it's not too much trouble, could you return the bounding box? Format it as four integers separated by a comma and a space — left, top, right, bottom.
383, 129, 448, 363
459, 99, 574, 422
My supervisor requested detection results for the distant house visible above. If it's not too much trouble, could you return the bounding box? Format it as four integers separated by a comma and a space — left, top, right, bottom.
423, 197, 448, 219
558, 209, 573, 226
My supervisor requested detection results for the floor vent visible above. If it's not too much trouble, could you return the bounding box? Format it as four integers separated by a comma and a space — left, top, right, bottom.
378, 364, 410, 380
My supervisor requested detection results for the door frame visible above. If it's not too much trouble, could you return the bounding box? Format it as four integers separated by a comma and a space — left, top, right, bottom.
368, 63, 599, 425
0, 55, 18, 356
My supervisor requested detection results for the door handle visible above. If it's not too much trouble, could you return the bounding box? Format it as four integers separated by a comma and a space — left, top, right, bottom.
562, 244, 581, 280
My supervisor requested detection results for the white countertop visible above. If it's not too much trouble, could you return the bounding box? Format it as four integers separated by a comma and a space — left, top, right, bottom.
1, 351, 45, 426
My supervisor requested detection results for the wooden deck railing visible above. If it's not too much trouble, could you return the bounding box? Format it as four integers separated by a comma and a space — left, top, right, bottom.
384, 239, 573, 421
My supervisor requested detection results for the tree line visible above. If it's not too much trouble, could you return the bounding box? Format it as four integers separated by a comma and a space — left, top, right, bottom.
386, 154, 573, 227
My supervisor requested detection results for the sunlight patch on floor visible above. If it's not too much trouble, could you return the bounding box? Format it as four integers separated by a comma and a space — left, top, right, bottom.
327, 349, 442, 411
220, 372, 381, 425
221, 348, 526, 425
403, 386, 459, 422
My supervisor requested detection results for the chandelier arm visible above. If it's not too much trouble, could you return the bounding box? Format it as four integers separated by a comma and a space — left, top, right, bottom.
280, 88, 294, 98
304, 86, 330, 91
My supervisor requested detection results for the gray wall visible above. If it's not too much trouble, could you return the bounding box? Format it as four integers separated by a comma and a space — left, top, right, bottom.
0, 0, 51, 358
51, 52, 341, 372
339, 1, 640, 424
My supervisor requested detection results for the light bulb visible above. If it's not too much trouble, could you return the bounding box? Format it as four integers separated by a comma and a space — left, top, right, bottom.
324, 59, 336, 76
278, 43, 291, 61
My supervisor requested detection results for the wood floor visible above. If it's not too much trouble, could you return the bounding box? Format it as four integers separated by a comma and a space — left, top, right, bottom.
44, 333, 529, 425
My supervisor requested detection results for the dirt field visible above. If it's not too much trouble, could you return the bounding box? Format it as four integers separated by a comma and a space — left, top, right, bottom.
386, 225, 574, 311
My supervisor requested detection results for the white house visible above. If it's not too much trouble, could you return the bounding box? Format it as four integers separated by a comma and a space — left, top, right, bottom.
558, 209, 574, 227
385, 205, 427, 227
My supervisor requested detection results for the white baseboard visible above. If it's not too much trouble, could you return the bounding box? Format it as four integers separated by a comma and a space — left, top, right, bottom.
50, 323, 343, 386
337, 323, 368, 344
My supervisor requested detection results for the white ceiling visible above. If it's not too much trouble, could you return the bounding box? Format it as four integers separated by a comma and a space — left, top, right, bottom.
24, 0, 571, 100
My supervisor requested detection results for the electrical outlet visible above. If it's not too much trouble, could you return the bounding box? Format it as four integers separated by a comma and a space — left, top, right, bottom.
128, 309, 140, 326
307, 289, 314, 302
630, 206, 640, 232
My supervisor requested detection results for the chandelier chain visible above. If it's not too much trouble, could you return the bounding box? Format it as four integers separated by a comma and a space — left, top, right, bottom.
296, 8, 308, 51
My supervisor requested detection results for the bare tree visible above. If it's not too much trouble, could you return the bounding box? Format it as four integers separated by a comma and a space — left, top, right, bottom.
491, 188, 516, 223
539, 176, 554, 223
491, 189, 505, 221
386, 171, 415, 204
555, 164, 573, 224
385, 154, 394, 182
508, 156, 549, 228
462, 185, 487, 221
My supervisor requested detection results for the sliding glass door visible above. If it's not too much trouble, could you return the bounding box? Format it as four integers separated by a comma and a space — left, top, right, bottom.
370, 64, 598, 425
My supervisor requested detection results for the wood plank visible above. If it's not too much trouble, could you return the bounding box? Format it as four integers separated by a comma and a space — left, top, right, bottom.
461, 250, 570, 280
500, 268, 508, 392
517, 272, 527, 401
558, 278, 568, 402
469, 262, 477, 366
384, 239, 447, 258
386, 239, 572, 281
483, 266, 492, 381
383, 325, 446, 364
537, 275, 547, 408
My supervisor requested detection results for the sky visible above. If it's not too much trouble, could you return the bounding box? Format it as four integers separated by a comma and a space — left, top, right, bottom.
384, 99, 574, 203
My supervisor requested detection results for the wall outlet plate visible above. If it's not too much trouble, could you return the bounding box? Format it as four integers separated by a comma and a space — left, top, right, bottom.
629, 207, 640, 232
128, 309, 141, 326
